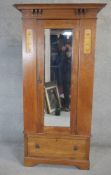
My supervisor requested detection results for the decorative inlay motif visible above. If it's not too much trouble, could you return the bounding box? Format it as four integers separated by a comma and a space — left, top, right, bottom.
84, 29, 92, 54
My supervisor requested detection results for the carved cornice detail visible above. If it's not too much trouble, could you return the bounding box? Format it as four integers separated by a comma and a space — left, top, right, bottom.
75, 8, 88, 16
32, 9, 43, 16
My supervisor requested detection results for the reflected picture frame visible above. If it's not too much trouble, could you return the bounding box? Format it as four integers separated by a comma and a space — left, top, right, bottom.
45, 83, 61, 114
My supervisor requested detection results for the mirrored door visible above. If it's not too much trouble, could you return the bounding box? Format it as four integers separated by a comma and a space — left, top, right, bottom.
35, 20, 79, 132
42, 20, 79, 130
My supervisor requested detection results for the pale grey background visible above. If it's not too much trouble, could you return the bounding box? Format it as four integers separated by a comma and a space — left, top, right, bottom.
0, 0, 111, 174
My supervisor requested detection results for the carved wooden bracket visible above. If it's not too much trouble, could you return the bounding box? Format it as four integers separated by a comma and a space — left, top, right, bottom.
32, 9, 43, 16
75, 8, 88, 16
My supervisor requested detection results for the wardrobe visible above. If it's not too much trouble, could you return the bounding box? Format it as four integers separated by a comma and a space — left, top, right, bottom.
14, 3, 106, 169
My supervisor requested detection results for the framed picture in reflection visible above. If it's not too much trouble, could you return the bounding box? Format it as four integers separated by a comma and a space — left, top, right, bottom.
45, 84, 61, 114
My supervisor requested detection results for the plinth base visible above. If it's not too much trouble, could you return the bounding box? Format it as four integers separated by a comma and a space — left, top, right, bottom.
24, 157, 90, 170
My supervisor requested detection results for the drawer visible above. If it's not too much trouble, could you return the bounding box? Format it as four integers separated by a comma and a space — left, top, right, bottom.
28, 135, 89, 160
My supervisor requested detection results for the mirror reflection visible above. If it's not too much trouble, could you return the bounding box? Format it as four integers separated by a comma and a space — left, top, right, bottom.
44, 29, 73, 127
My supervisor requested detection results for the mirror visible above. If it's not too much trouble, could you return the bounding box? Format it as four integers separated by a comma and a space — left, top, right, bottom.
44, 29, 73, 127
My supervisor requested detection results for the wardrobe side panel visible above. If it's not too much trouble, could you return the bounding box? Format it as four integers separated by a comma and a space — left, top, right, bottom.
23, 19, 37, 133
77, 19, 96, 135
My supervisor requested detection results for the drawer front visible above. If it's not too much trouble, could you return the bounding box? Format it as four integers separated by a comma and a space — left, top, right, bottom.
28, 136, 89, 160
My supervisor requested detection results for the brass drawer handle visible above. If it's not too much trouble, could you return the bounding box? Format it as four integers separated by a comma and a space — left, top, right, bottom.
73, 146, 78, 151
35, 144, 40, 149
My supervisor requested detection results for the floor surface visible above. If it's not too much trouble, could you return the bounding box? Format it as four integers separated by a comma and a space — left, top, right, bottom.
45, 111, 70, 126
0, 141, 111, 175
